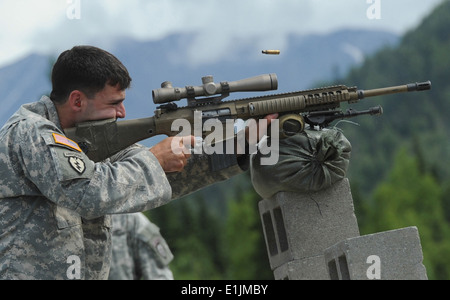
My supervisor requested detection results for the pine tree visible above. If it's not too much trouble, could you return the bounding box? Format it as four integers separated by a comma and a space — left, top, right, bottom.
224, 189, 273, 279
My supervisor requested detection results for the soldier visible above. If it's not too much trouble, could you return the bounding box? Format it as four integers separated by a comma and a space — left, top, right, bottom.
0, 45, 277, 279
108, 213, 174, 280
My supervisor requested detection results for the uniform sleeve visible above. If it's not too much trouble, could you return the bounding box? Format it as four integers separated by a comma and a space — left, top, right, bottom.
166, 141, 249, 200
19, 125, 172, 220
131, 213, 174, 280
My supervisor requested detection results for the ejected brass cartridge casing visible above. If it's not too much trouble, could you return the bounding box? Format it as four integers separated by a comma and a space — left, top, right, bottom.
262, 50, 281, 55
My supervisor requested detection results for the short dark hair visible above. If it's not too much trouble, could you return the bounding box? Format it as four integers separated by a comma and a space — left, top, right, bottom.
50, 46, 132, 103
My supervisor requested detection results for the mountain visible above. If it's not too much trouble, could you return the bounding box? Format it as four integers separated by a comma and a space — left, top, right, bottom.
0, 54, 53, 126
0, 29, 398, 137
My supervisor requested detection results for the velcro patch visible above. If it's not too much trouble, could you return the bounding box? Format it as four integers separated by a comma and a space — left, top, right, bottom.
52, 133, 82, 152
67, 155, 86, 174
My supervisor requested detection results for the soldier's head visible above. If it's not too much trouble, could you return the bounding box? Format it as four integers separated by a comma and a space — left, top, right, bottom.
50, 46, 132, 127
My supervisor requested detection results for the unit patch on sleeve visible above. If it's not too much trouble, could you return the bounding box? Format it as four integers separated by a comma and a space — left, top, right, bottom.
65, 153, 86, 174
52, 133, 82, 152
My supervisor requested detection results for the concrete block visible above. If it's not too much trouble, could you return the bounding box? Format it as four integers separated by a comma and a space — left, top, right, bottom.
324, 226, 428, 280
258, 178, 360, 271
273, 256, 329, 280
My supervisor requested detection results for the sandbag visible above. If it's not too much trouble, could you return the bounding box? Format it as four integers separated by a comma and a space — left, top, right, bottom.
250, 129, 351, 199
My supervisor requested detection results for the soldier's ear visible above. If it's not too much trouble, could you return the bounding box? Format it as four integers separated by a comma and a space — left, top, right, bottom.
68, 90, 84, 111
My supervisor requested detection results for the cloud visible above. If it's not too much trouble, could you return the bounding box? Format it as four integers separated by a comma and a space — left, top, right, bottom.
0, 0, 443, 68
0, 0, 65, 65
341, 43, 365, 64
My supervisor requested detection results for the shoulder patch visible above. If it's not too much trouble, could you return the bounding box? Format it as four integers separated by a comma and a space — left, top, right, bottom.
68, 156, 86, 174
52, 133, 82, 152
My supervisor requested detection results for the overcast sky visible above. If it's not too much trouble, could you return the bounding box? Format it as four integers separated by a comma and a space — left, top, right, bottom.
0, 0, 444, 68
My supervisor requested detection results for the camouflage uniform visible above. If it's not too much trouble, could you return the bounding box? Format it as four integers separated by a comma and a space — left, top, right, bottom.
108, 213, 174, 280
0, 96, 246, 280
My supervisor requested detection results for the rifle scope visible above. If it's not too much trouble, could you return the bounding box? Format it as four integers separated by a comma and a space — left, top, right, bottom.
152, 73, 278, 104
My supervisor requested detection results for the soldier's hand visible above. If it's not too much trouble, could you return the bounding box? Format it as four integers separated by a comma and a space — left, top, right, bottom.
235, 113, 278, 155
150, 136, 195, 173
245, 113, 279, 145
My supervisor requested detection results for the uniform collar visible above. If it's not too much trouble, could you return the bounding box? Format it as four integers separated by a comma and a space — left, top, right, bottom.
40, 96, 63, 131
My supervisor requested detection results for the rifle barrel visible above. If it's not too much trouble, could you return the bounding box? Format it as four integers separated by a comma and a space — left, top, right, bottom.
358, 81, 431, 99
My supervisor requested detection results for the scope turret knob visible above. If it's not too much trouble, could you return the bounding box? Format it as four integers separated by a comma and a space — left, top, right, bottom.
202, 75, 214, 84
202, 75, 217, 95
161, 81, 173, 88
